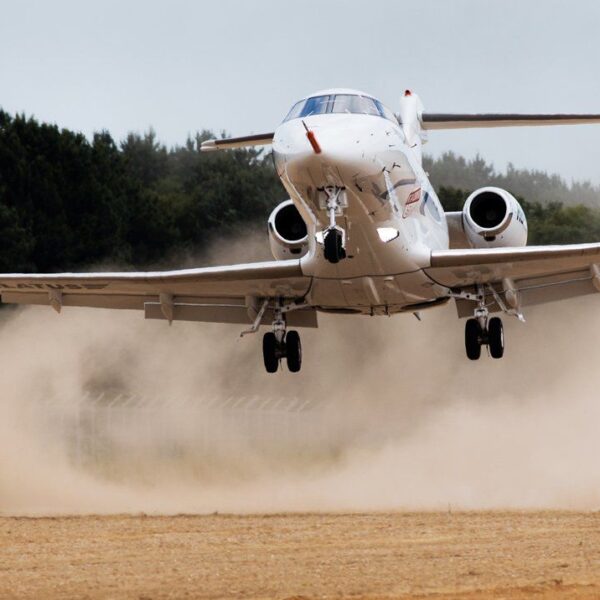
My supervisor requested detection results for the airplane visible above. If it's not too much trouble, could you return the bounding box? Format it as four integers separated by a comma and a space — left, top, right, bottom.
2, 88, 600, 373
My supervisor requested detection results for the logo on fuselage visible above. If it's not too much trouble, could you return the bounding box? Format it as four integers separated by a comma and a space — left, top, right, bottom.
403, 187, 422, 218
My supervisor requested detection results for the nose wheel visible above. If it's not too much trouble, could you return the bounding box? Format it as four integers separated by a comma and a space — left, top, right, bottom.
465, 316, 504, 360
262, 330, 302, 373
324, 228, 346, 263
322, 186, 347, 264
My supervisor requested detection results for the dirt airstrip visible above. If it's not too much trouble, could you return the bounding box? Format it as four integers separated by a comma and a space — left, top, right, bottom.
1, 511, 599, 599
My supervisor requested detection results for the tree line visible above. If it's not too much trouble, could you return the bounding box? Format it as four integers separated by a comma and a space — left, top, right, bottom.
1, 109, 600, 273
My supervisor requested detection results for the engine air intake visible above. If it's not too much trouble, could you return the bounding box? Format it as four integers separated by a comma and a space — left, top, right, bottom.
469, 191, 507, 229
273, 203, 308, 242
462, 186, 527, 249
268, 199, 310, 260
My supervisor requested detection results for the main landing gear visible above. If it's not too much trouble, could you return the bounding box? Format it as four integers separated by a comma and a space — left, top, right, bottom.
255, 301, 302, 373
465, 308, 504, 361
322, 186, 347, 264
449, 285, 513, 361
263, 329, 302, 373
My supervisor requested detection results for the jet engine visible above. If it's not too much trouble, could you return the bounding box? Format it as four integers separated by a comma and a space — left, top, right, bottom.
268, 199, 309, 260
462, 187, 528, 248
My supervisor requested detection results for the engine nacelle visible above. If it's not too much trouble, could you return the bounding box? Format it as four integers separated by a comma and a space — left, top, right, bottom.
268, 199, 309, 260
462, 187, 528, 248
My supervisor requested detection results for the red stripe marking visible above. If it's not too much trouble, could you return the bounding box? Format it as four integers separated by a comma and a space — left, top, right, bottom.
306, 130, 322, 154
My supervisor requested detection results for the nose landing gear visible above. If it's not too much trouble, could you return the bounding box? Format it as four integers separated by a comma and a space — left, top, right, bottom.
322, 186, 347, 264
324, 228, 346, 263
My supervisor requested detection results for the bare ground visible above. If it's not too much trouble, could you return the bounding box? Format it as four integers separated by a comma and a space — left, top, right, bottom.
1, 512, 600, 599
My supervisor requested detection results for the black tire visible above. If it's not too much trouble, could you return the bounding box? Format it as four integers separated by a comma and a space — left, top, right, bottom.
465, 318, 482, 360
324, 229, 345, 263
285, 330, 302, 373
488, 317, 504, 359
263, 332, 279, 373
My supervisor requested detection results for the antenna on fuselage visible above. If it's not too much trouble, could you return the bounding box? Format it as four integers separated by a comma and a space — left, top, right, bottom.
301, 120, 322, 154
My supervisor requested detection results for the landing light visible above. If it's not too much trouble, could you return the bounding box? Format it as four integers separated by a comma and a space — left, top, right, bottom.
377, 227, 400, 243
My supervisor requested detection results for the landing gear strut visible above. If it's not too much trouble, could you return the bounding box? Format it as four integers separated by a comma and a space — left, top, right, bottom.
465, 308, 504, 361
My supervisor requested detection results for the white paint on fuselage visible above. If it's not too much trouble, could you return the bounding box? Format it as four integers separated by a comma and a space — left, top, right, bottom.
272, 93, 450, 314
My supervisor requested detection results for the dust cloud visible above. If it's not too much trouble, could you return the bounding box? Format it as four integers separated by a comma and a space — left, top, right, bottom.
1, 236, 600, 515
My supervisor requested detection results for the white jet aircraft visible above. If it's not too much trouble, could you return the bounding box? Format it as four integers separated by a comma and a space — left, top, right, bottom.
2, 88, 600, 373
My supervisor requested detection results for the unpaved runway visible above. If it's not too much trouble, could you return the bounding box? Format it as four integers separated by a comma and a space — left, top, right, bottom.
1, 512, 600, 599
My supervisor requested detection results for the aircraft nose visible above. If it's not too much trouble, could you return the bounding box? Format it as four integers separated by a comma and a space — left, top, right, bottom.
274, 118, 380, 183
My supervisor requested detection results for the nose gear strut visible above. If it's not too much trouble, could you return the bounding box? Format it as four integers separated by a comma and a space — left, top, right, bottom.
322, 186, 347, 264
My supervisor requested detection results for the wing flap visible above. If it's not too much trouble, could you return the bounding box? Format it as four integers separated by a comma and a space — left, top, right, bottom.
2, 290, 319, 327
144, 302, 317, 327
1, 292, 147, 310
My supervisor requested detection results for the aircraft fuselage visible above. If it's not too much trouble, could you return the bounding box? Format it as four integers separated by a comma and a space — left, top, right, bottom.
272, 96, 450, 315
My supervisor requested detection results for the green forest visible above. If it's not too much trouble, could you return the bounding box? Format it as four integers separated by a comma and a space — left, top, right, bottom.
1, 109, 600, 273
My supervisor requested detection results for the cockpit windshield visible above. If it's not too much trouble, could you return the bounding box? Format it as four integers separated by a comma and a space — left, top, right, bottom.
283, 94, 397, 123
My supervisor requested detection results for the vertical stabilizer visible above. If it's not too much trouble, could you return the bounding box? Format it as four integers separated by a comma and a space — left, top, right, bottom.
397, 90, 427, 162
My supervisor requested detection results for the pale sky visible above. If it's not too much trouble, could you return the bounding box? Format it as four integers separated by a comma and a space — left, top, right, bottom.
1, 0, 600, 183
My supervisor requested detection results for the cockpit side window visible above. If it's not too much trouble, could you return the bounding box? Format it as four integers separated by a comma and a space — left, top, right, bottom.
283, 100, 305, 122
283, 94, 397, 123
375, 99, 398, 123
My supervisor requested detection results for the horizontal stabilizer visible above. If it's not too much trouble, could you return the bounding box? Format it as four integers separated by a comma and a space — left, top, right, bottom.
422, 113, 600, 130
200, 132, 274, 152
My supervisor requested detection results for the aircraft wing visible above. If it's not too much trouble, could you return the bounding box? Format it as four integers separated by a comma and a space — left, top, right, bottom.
199, 115, 600, 149
421, 113, 600, 130
0, 259, 317, 328
426, 243, 600, 317
200, 132, 274, 152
